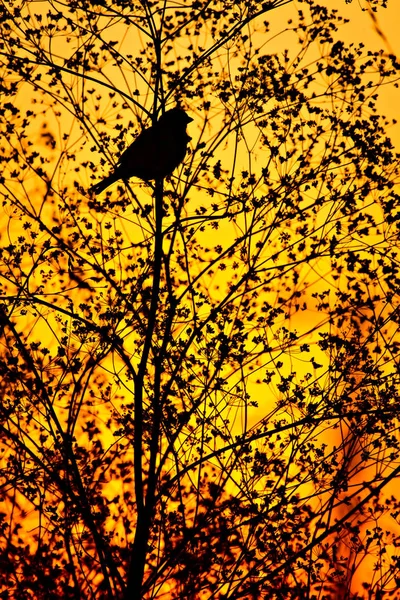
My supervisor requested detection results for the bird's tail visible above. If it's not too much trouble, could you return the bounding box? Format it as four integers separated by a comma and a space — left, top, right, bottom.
88, 173, 118, 195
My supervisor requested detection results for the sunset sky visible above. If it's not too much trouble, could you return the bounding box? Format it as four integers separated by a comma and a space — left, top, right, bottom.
1, 1, 400, 598
322, 1, 400, 138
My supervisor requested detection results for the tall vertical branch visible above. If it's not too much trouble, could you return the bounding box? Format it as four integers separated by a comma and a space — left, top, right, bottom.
125, 7, 166, 593
127, 178, 164, 600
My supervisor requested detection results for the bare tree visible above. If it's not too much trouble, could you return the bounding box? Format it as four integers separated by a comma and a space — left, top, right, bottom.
0, 0, 399, 598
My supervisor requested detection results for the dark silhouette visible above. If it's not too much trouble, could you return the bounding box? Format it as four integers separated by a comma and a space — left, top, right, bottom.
3, 2, 400, 600
89, 108, 193, 195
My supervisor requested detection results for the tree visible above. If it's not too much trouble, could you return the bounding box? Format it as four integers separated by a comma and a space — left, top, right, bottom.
0, 0, 399, 598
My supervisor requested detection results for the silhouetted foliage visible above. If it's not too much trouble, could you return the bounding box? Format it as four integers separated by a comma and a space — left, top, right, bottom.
0, 0, 399, 599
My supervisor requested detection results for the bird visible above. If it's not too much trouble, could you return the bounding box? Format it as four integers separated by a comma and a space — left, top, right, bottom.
89, 108, 193, 195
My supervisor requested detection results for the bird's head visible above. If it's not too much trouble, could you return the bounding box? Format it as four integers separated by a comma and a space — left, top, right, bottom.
158, 108, 193, 126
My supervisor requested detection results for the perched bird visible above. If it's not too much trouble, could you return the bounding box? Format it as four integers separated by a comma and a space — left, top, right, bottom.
89, 108, 193, 195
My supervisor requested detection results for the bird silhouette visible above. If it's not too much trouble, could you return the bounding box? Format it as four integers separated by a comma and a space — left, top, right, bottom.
89, 108, 193, 195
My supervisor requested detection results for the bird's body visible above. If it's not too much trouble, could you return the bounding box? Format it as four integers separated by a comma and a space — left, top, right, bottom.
89, 108, 193, 195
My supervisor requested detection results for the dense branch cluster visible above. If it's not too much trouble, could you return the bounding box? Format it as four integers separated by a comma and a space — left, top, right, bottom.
0, 0, 399, 598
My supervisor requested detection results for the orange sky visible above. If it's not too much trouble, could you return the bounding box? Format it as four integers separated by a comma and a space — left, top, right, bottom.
263, 2, 400, 144
2, 2, 400, 596
318, 1, 400, 137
